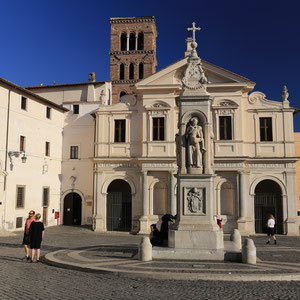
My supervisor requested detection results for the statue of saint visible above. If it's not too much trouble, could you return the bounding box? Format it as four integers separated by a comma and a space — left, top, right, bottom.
185, 117, 206, 168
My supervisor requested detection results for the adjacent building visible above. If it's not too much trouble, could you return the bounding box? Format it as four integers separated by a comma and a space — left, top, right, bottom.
0, 77, 67, 231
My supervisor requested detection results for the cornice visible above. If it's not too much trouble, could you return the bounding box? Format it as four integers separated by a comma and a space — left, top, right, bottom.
110, 50, 154, 56
109, 17, 156, 24
112, 79, 139, 85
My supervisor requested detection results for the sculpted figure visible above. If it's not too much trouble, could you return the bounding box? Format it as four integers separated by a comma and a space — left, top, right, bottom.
185, 117, 206, 168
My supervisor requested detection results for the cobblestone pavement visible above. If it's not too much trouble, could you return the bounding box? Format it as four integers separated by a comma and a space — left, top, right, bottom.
1, 226, 300, 299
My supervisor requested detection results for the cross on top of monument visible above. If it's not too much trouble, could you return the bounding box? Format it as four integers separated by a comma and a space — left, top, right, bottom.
187, 22, 201, 43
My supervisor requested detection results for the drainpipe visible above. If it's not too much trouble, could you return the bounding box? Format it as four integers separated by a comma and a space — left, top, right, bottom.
4, 90, 11, 189
3, 89, 11, 227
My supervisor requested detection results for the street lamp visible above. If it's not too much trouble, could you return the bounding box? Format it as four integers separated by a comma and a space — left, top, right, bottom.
8, 151, 27, 170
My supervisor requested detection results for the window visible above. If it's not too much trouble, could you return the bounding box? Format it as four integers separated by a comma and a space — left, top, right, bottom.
21, 96, 27, 110
43, 187, 49, 207
120, 91, 127, 99
16, 186, 25, 208
129, 63, 134, 80
139, 63, 144, 79
137, 32, 144, 50
46, 107, 51, 119
20, 136, 25, 152
219, 116, 232, 140
120, 63, 125, 80
70, 146, 79, 159
114, 120, 126, 142
120, 33, 127, 51
129, 32, 135, 50
153, 117, 165, 141
73, 104, 79, 114
16, 217, 23, 228
45, 141, 50, 156
260, 117, 272, 141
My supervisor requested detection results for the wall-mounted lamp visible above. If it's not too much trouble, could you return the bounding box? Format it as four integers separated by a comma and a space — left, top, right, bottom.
8, 151, 27, 170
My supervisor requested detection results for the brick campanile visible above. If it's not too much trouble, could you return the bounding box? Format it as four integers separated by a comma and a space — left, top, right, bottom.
109, 16, 158, 104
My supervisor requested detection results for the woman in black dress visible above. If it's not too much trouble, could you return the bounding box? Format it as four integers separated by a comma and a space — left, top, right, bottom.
29, 213, 45, 263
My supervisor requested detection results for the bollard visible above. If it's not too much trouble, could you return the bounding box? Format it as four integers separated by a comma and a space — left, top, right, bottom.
242, 238, 256, 264
139, 236, 152, 261
230, 229, 242, 250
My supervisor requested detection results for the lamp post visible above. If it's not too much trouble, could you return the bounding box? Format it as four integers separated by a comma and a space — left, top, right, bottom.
8, 151, 27, 170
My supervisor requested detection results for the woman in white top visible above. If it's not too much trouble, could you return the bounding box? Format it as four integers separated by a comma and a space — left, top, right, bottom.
266, 214, 277, 244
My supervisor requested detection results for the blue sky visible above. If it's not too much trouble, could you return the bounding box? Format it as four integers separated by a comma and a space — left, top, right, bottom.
1, 0, 300, 130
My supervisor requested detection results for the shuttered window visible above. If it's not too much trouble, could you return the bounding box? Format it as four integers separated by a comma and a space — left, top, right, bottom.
16, 186, 25, 208
43, 187, 49, 207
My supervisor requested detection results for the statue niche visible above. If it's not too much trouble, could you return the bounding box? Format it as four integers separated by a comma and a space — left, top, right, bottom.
185, 117, 206, 172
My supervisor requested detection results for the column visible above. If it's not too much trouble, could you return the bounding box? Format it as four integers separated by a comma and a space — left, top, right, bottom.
93, 169, 105, 232
135, 32, 138, 50
142, 171, 148, 216
285, 170, 298, 235
170, 172, 176, 216
139, 171, 149, 234
204, 123, 213, 174
126, 34, 129, 51
238, 171, 247, 219
237, 171, 249, 234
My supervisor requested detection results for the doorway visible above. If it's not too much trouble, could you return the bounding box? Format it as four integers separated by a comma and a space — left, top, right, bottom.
63, 192, 82, 225
254, 180, 283, 234
107, 179, 132, 231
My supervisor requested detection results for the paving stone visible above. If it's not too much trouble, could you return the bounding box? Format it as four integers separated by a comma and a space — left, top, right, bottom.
0, 226, 300, 299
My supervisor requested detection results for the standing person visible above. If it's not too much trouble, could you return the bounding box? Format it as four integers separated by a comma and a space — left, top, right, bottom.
266, 214, 277, 244
22, 210, 35, 261
29, 213, 45, 263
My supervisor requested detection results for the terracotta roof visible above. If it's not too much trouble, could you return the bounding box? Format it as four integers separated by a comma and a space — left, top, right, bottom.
25, 81, 107, 89
0, 77, 68, 112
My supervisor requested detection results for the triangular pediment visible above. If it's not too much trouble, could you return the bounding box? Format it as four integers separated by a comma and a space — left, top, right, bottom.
136, 57, 254, 89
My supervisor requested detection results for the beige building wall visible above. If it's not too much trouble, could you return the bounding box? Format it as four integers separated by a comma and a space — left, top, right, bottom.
0, 78, 66, 231
294, 132, 300, 230
28, 79, 111, 226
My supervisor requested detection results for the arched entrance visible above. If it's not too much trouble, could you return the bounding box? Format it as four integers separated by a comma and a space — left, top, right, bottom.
254, 180, 283, 234
107, 179, 132, 232
63, 192, 82, 225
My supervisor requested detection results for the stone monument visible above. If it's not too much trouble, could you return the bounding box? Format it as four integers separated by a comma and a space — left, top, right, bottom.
167, 22, 224, 260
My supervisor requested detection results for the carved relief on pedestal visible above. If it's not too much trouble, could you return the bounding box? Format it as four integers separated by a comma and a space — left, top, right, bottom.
184, 187, 206, 215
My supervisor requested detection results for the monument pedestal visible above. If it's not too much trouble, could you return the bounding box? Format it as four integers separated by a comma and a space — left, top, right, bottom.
168, 229, 223, 250
159, 174, 224, 260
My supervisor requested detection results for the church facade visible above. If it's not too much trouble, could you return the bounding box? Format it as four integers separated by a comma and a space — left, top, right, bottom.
93, 38, 299, 235
0, 17, 299, 235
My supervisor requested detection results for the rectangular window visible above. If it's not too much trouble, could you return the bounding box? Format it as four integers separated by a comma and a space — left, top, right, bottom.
45, 141, 50, 156
219, 116, 232, 140
16, 186, 25, 208
73, 104, 79, 114
46, 107, 51, 119
43, 187, 49, 207
21, 96, 27, 110
114, 120, 126, 142
20, 136, 25, 152
70, 146, 79, 159
153, 117, 165, 141
16, 217, 23, 228
260, 117, 273, 141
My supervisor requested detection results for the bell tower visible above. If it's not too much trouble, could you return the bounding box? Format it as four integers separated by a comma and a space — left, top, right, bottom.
109, 16, 158, 103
